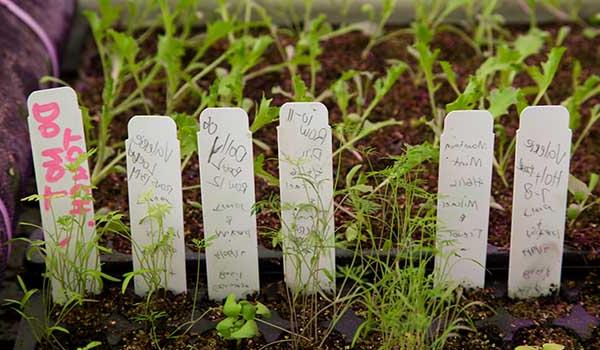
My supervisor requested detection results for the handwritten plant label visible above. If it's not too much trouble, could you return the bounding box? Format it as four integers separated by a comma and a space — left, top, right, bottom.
434, 110, 494, 289
126, 116, 187, 296
508, 106, 571, 299
198, 108, 260, 300
278, 102, 335, 293
27, 87, 98, 303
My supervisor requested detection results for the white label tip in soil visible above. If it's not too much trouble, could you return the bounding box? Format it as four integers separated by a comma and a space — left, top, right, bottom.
278, 102, 336, 294
508, 106, 571, 299
435, 110, 494, 289
198, 108, 260, 301
27, 86, 98, 303
126, 115, 187, 296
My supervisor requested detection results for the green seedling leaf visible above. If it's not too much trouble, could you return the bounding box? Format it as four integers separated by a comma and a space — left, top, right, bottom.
230, 319, 258, 339
589, 173, 599, 191
476, 44, 520, 79
331, 78, 352, 117
446, 77, 482, 112
187, 200, 202, 209
228, 35, 273, 74
254, 154, 279, 186
513, 29, 546, 60
526, 46, 566, 105
250, 96, 278, 133
109, 30, 139, 66
411, 21, 433, 45
240, 301, 256, 321
583, 27, 600, 39
77, 341, 103, 350
568, 174, 591, 201
562, 72, 600, 130
173, 113, 198, 158
374, 61, 408, 99
542, 344, 565, 350
292, 74, 309, 101
355, 120, 401, 143
158, 35, 184, 67
438, 0, 471, 24
50, 325, 70, 334
488, 87, 519, 119
440, 61, 458, 93
199, 20, 234, 54
216, 316, 235, 338
490, 196, 505, 211
121, 272, 135, 294
84, 0, 121, 36
99, 272, 120, 283
345, 223, 359, 242
223, 293, 241, 317
255, 302, 271, 318
345, 164, 363, 189
387, 142, 438, 177
567, 203, 582, 220
556, 26, 570, 46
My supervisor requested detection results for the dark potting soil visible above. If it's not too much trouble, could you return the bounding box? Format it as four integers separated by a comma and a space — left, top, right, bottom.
444, 272, 600, 350
26, 271, 600, 349
69, 23, 600, 256
36, 282, 366, 350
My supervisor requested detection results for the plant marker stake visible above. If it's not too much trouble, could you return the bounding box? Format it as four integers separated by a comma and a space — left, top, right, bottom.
126, 116, 187, 296
27, 87, 98, 303
198, 108, 260, 300
434, 110, 494, 289
508, 106, 571, 299
278, 102, 335, 293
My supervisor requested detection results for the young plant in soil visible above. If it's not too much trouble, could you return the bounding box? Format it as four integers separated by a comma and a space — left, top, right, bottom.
12, 0, 600, 348
215, 293, 271, 349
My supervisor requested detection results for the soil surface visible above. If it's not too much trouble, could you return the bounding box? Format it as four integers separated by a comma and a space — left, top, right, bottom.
20, 271, 600, 349
69, 22, 600, 257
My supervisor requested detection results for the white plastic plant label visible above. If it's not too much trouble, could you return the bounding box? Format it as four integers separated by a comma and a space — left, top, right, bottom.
508, 106, 571, 299
278, 102, 335, 293
27, 86, 98, 303
434, 110, 494, 289
198, 108, 260, 300
126, 116, 187, 296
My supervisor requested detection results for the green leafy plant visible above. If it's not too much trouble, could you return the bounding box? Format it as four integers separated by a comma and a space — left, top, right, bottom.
469, 0, 506, 55
515, 344, 565, 350
341, 144, 475, 350
526, 46, 566, 105
77, 341, 103, 350
331, 62, 408, 160
410, 37, 443, 144
121, 190, 176, 302
567, 173, 600, 225
572, 104, 600, 155
20, 152, 118, 302
132, 310, 168, 349
216, 293, 271, 349
361, 0, 397, 57
4, 276, 76, 348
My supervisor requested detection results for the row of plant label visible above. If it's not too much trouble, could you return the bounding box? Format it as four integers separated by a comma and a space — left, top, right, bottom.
26, 86, 570, 303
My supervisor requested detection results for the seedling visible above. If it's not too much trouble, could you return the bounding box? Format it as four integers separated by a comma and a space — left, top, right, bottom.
216, 293, 271, 349
567, 173, 600, 225
515, 344, 565, 350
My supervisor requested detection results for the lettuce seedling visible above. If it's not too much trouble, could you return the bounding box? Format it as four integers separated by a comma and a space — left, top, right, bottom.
216, 293, 271, 349
567, 173, 600, 225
